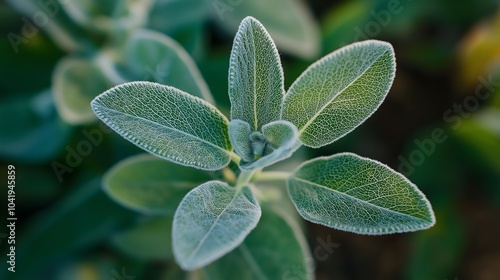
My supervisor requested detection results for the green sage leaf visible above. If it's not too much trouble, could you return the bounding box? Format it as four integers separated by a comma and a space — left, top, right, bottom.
203, 206, 313, 280
103, 154, 213, 215
281, 40, 396, 148
288, 153, 435, 234
91, 82, 232, 170
229, 16, 284, 131
228, 119, 253, 162
173, 181, 261, 270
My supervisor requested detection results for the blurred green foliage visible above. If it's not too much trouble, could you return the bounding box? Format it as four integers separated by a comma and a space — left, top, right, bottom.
1, 0, 499, 279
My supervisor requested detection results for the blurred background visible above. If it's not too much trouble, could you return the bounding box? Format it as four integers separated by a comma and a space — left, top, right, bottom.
0, 0, 499, 279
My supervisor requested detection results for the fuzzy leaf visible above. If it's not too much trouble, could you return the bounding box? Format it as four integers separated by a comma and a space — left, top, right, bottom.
173, 181, 261, 270
54, 57, 114, 124
288, 153, 435, 234
122, 29, 214, 104
229, 16, 284, 131
281, 40, 396, 148
203, 206, 313, 280
91, 82, 232, 170
103, 154, 213, 215
212, 0, 320, 59
228, 119, 254, 162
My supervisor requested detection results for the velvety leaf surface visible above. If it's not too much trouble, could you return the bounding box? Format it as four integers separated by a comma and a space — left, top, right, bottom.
203, 206, 312, 280
288, 153, 435, 234
282, 40, 396, 148
173, 181, 261, 270
229, 16, 284, 131
91, 82, 232, 170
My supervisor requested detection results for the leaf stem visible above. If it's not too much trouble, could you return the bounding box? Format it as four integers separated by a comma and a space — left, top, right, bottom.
236, 170, 256, 189
221, 167, 237, 184
254, 171, 291, 182
229, 151, 241, 164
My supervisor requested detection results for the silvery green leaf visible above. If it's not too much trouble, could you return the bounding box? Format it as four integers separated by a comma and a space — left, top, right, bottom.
91, 82, 232, 170
103, 154, 213, 215
281, 40, 396, 148
228, 119, 253, 162
288, 153, 435, 234
54, 57, 114, 124
212, 0, 319, 59
229, 16, 284, 131
239, 120, 300, 171
121, 29, 214, 104
112, 216, 173, 260
203, 206, 313, 280
173, 181, 261, 270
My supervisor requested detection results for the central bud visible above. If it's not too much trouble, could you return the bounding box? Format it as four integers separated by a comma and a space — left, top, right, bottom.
228, 119, 299, 171
249, 131, 272, 160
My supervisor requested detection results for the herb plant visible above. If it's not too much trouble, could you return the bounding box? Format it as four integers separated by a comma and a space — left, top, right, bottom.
91, 17, 435, 278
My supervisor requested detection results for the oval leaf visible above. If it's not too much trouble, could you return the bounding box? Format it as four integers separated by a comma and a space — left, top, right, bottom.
121, 29, 214, 103
281, 40, 396, 148
288, 153, 435, 234
91, 82, 232, 170
229, 16, 285, 131
228, 119, 253, 162
54, 57, 114, 124
173, 181, 261, 270
213, 0, 320, 59
203, 206, 313, 280
104, 154, 213, 214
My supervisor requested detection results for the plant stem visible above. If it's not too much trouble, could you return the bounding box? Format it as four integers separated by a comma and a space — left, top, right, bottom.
221, 167, 237, 184
236, 170, 256, 189
229, 151, 241, 164
254, 171, 291, 182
